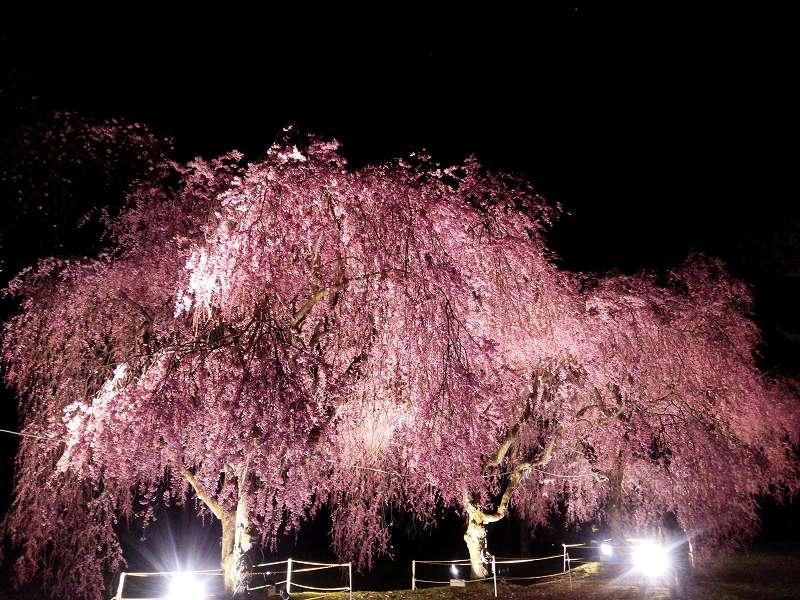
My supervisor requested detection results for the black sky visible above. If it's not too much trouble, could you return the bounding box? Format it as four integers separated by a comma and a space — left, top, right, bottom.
1, 4, 798, 590
3, 6, 795, 267
6, 6, 797, 351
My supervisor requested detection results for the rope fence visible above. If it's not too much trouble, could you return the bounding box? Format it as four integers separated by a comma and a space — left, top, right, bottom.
248, 559, 352, 599
113, 544, 602, 599
113, 558, 353, 600
561, 542, 610, 569
412, 547, 582, 597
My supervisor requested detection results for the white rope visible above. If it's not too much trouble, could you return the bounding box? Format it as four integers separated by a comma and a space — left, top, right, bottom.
293, 564, 344, 573
414, 559, 472, 565
290, 559, 350, 567
249, 565, 339, 576
246, 579, 288, 590
501, 571, 565, 581
124, 570, 222, 576
0, 428, 55, 441
413, 575, 493, 584
417, 553, 563, 567
494, 553, 563, 564
288, 582, 350, 592
323, 458, 402, 477
252, 559, 289, 567
117, 560, 351, 598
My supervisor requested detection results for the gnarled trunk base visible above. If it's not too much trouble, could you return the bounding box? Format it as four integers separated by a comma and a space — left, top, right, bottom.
221, 493, 253, 592
464, 514, 489, 579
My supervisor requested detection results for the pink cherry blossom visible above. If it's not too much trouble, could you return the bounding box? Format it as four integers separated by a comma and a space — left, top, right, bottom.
2, 132, 797, 597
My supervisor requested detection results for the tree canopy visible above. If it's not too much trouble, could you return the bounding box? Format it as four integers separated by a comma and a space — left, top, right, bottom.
2, 131, 798, 598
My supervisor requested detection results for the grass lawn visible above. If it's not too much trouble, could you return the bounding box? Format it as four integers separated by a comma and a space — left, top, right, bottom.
288, 549, 800, 600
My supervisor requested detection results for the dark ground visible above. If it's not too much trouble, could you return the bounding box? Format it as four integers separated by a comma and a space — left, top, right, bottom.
4, 549, 800, 599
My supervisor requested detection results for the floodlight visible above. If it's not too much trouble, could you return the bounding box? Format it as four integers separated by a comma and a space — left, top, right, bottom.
631, 541, 670, 578
167, 572, 206, 600
599, 542, 613, 557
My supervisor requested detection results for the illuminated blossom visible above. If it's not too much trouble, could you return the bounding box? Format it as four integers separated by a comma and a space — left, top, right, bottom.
2, 132, 797, 597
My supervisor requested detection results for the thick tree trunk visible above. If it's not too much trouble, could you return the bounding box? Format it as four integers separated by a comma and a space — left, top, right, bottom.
182, 466, 252, 594
464, 509, 490, 579
220, 513, 236, 591
221, 493, 253, 592
464, 415, 560, 579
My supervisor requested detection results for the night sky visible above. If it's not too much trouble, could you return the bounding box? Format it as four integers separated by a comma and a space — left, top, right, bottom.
1, 5, 797, 592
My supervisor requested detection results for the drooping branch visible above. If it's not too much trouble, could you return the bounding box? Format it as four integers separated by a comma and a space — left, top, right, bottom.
289, 244, 352, 330
117, 292, 154, 327
181, 467, 226, 521
290, 268, 380, 334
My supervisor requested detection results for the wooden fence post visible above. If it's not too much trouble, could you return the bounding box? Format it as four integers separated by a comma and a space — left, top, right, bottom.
286, 558, 292, 595
492, 554, 497, 598
115, 572, 126, 600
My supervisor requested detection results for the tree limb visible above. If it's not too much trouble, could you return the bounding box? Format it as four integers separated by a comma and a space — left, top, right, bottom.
117, 292, 153, 325
573, 440, 610, 482
181, 467, 227, 521
483, 427, 519, 470
576, 403, 622, 421
483, 427, 560, 523
290, 280, 349, 329
483, 375, 545, 470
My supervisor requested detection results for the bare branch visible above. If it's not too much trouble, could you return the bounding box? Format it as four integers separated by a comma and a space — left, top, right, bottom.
484, 426, 560, 523
181, 467, 227, 521
483, 428, 518, 469
289, 269, 385, 330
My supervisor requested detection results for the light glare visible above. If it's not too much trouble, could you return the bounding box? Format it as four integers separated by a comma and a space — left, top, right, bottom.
631, 541, 670, 578
167, 573, 206, 600
600, 542, 613, 557
450, 564, 459, 577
